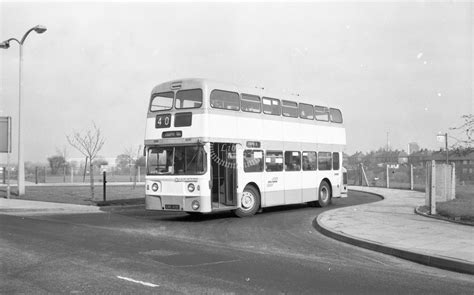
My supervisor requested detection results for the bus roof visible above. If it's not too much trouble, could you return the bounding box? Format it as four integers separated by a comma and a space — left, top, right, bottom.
151, 78, 340, 110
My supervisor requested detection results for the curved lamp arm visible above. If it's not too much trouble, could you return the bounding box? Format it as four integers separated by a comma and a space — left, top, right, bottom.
20, 25, 47, 45
0, 25, 47, 48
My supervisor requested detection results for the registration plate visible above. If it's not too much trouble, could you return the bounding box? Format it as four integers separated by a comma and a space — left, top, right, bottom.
165, 204, 180, 210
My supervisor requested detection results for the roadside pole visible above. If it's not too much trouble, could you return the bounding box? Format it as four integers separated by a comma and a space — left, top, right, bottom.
410, 164, 414, 190
386, 164, 390, 188
102, 171, 107, 202
6, 153, 11, 198
430, 160, 436, 215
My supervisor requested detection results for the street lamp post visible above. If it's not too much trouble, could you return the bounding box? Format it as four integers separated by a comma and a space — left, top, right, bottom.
1, 25, 47, 196
437, 132, 449, 164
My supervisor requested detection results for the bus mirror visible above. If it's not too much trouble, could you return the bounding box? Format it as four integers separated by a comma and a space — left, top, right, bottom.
143, 147, 146, 157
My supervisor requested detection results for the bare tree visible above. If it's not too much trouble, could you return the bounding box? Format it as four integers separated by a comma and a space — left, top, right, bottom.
450, 114, 473, 148
123, 146, 135, 182
55, 146, 68, 182
66, 123, 105, 200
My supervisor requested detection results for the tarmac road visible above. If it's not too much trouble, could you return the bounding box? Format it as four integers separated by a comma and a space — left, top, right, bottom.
1, 191, 473, 294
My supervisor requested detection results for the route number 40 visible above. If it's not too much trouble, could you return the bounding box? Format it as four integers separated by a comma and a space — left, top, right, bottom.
156, 114, 171, 128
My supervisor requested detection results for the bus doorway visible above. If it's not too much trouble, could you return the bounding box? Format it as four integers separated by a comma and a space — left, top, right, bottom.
211, 143, 237, 208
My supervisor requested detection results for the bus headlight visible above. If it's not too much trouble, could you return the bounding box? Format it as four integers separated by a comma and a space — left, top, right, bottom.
192, 200, 200, 210
151, 183, 159, 192
187, 183, 195, 192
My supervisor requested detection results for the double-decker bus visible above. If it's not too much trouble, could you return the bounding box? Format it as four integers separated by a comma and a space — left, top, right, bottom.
144, 78, 347, 217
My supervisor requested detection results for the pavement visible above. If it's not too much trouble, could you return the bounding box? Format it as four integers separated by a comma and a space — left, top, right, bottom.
0, 198, 102, 215
315, 186, 474, 274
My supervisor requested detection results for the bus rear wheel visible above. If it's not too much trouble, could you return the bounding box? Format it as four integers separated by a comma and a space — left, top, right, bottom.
234, 185, 260, 217
317, 181, 332, 207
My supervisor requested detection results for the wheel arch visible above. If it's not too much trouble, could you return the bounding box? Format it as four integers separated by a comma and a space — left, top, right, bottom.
321, 178, 332, 196
243, 182, 261, 208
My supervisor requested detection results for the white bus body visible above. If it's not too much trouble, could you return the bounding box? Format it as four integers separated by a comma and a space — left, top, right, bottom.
144, 78, 347, 216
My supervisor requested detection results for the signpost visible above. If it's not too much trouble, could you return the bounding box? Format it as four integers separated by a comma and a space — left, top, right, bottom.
0, 117, 12, 198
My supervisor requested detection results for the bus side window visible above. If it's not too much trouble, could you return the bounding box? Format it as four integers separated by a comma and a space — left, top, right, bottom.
302, 151, 317, 171
318, 152, 332, 170
329, 108, 343, 123
244, 150, 264, 172
315, 105, 329, 121
265, 151, 283, 172
284, 151, 301, 171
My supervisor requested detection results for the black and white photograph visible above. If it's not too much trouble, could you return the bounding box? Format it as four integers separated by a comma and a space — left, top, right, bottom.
1, 1, 473, 294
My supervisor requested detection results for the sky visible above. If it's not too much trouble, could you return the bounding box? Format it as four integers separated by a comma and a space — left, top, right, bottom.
0, 1, 472, 163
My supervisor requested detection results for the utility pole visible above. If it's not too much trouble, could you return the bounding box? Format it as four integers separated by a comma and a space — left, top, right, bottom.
445, 132, 448, 164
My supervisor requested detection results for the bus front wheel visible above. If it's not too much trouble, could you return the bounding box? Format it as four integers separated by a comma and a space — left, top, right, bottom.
234, 185, 260, 217
317, 181, 332, 207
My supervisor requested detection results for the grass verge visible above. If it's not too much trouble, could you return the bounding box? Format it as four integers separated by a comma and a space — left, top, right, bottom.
0, 185, 144, 206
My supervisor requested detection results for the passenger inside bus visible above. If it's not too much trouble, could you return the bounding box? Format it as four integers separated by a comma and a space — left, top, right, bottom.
174, 148, 185, 174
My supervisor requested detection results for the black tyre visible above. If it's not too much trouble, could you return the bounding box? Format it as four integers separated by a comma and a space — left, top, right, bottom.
317, 181, 332, 207
234, 185, 260, 217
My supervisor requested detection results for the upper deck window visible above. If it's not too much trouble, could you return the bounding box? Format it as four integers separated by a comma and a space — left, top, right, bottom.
175, 89, 202, 109
210, 89, 240, 111
241, 94, 261, 113
262, 97, 281, 116
329, 108, 343, 123
282, 100, 298, 118
150, 92, 174, 112
314, 105, 329, 121
299, 103, 314, 120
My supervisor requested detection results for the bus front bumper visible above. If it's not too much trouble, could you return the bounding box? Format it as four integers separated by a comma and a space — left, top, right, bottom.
145, 194, 211, 213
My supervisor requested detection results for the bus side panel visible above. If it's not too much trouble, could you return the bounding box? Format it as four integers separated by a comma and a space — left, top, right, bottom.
263, 172, 284, 207
302, 171, 318, 202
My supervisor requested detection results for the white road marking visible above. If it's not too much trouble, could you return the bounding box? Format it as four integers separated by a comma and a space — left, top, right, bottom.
116, 276, 159, 287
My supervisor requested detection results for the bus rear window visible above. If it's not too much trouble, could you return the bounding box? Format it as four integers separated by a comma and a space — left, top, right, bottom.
262, 97, 281, 116
175, 89, 202, 109
315, 106, 329, 121
282, 100, 298, 118
329, 108, 343, 123
150, 92, 173, 112
333, 152, 340, 170
210, 90, 240, 110
241, 94, 261, 113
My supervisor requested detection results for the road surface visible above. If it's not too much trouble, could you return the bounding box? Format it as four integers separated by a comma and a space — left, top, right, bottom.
1, 191, 473, 294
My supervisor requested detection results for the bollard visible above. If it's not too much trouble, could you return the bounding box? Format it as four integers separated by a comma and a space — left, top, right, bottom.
430, 160, 436, 215
103, 171, 107, 202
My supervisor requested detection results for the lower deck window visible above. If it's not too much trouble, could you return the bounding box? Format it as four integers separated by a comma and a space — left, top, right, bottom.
265, 151, 283, 172
302, 151, 317, 171
244, 150, 264, 172
318, 152, 332, 170
284, 151, 301, 171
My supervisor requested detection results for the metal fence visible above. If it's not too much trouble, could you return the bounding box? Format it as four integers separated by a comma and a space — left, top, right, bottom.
1, 165, 146, 184
347, 163, 427, 191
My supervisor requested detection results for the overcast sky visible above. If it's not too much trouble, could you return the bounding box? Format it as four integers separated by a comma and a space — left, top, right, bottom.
0, 1, 472, 163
